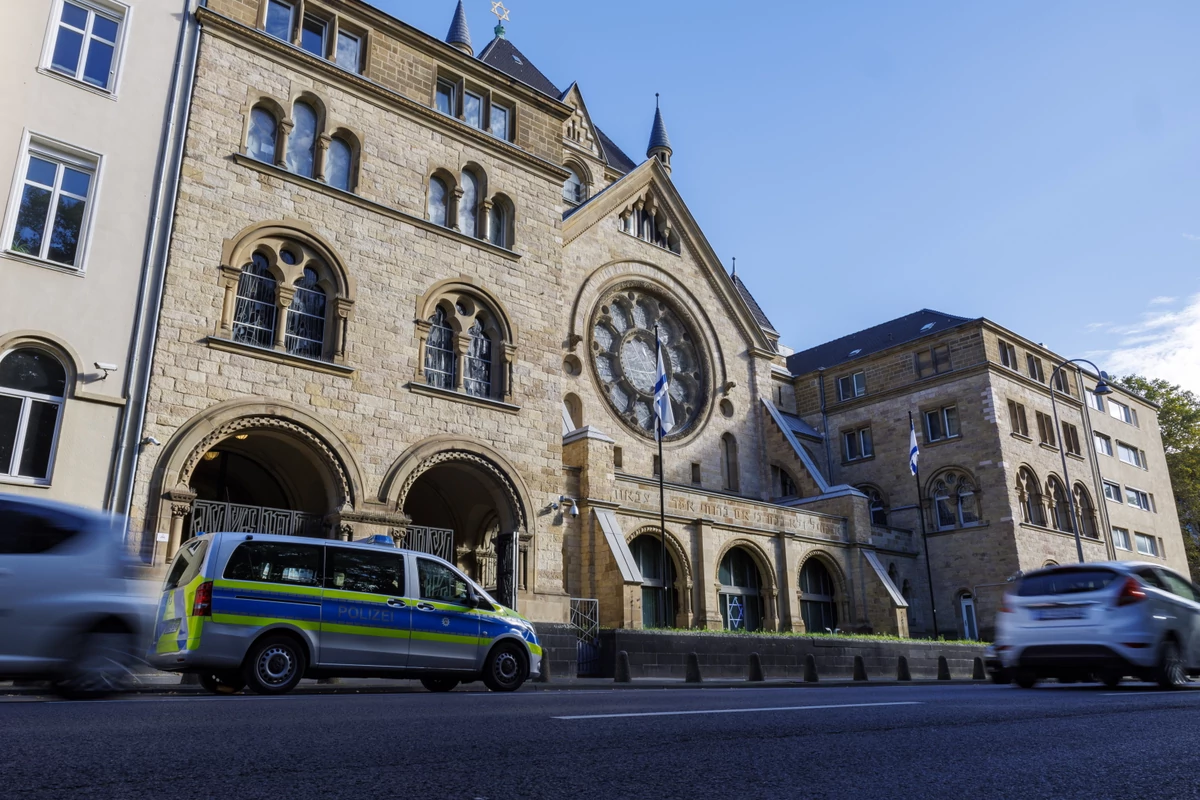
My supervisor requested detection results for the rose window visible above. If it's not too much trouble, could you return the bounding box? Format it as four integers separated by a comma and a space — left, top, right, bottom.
590, 288, 706, 439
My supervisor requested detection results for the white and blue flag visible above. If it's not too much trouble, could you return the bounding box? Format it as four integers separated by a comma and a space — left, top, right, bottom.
909, 419, 920, 476
654, 342, 675, 441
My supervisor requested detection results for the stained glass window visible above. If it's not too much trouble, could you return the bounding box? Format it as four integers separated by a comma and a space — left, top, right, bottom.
425, 307, 455, 390
232, 253, 277, 349
285, 267, 326, 359
464, 319, 492, 398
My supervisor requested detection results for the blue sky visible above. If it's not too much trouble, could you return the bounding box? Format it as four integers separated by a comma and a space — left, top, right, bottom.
375, 1, 1200, 390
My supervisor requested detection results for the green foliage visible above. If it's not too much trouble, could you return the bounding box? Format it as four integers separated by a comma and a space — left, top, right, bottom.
1117, 376, 1200, 580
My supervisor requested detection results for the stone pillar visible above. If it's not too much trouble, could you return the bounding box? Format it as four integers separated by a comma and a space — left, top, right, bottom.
276, 120, 294, 168
217, 265, 241, 336
274, 285, 295, 350
776, 532, 802, 632
693, 518, 722, 630
167, 502, 190, 562
315, 132, 331, 182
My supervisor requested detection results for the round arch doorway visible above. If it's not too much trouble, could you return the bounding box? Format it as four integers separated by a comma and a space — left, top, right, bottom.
718, 547, 764, 632
401, 453, 527, 609
629, 534, 681, 629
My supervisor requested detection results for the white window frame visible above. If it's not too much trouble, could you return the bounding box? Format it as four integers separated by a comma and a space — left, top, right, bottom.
335, 29, 362, 73
1087, 388, 1104, 412
39, 0, 130, 97
1108, 398, 1136, 426
264, 0, 297, 42
1135, 532, 1159, 557
0, 347, 67, 486
1112, 527, 1131, 551
463, 90, 485, 130
999, 341, 1018, 370
1117, 441, 1145, 469
1026, 354, 1045, 383
843, 427, 873, 462
1126, 487, 1152, 512
838, 371, 866, 401
2, 131, 103, 274
300, 12, 328, 58
1094, 432, 1113, 457
924, 405, 960, 442
1102, 480, 1122, 503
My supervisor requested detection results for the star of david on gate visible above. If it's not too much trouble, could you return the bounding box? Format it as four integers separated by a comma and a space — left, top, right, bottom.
728, 597, 745, 630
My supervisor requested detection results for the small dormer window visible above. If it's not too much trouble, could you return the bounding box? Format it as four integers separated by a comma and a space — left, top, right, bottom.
920, 322, 936, 332
848, 349, 862, 357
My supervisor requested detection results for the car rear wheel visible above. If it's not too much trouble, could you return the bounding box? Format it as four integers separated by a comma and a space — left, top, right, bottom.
198, 671, 246, 695
420, 676, 460, 693
1014, 668, 1038, 689
1099, 668, 1122, 688
482, 641, 528, 692
52, 630, 134, 700
1156, 640, 1187, 689
243, 635, 306, 695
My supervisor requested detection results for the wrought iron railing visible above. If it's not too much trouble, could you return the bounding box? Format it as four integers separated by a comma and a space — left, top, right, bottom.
397, 525, 454, 562
189, 500, 325, 538
570, 598, 602, 677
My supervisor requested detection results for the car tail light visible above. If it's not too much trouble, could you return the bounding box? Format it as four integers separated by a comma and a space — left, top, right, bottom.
999, 594, 1013, 613
192, 581, 213, 617
1115, 577, 1146, 607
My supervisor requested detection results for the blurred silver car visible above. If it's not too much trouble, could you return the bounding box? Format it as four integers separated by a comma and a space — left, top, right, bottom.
0, 494, 144, 698
995, 561, 1200, 689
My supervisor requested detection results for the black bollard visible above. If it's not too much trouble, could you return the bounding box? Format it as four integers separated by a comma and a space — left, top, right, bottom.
897, 655, 912, 681
853, 655, 868, 682
938, 655, 952, 681
804, 653, 819, 683
536, 657, 552, 683
685, 652, 703, 683
972, 657, 985, 681
748, 652, 765, 682
615, 650, 632, 683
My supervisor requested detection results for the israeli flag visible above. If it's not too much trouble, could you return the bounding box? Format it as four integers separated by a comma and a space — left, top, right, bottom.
909, 419, 920, 476
654, 342, 675, 441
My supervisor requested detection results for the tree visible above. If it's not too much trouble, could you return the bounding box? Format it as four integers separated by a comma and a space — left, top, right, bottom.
1117, 376, 1200, 580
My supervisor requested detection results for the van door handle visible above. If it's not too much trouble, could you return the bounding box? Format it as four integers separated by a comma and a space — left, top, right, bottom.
387, 599, 407, 608
416, 602, 435, 612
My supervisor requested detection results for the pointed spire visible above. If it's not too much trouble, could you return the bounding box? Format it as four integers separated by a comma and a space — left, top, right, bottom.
446, 0, 473, 55
731, 257, 737, 276
647, 93, 673, 173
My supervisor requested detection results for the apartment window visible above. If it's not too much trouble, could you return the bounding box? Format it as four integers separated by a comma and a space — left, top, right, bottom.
1035, 411, 1056, 447
999, 340, 1017, 370
1026, 355, 1045, 383
843, 427, 873, 462
46, 0, 125, 92
463, 91, 484, 130
1094, 432, 1113, 457
0, 348, 67, 483
1103, 480, 1122, 503
915, 344, 951, 379
435, 79, 457, 117
335, 30, 362, 72
924, 405, 960, 442
1108, 398, 1138, 426
1052, 368, 1072, 396
1061, 422, 1081, 456
1112, 527, 1131, 551
1087, 388, 1104, 412
300, 14, 327, 57
490, 103, 512, 141
1135, 532, 1159, 557
837, 371, 866, 401
1007, 400, 1029, 437
1116, 442, 1146, 469
1126, 488, 1152, 512
5, 138, 98, 270
265, 0, 296, 41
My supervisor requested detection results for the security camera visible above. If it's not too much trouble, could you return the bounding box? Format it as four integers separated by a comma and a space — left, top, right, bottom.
140, 436, 161, 447
570, 504, 579, 518
95, 362, 119, 380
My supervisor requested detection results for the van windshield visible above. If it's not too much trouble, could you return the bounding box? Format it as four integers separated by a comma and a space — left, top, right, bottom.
163, 539, 208, 590
1017, 568, 1119, 597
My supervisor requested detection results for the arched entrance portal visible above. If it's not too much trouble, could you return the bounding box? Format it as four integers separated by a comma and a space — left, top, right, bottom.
718, 547, 763, 632
399, 451, 527, 609
630, 534, 680, 629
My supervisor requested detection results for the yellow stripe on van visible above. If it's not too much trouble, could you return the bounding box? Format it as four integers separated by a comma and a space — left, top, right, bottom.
319, 622, 411, 639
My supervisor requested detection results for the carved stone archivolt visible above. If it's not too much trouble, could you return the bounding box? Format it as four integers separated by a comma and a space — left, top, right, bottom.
395, 449, 527, 533
627, 525, 694, 587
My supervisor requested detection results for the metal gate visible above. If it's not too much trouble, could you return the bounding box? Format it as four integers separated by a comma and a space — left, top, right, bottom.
570, 598, 601, 677
396, 526, 454, 562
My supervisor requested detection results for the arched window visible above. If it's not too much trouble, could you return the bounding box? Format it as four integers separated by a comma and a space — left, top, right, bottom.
232, 252, 278, 349
286, 101, 317, 178
0, 347, 67, 482
718, 547, 762, 631
464, 317, 492, 397
564, 392, 583, 431
931, 470, 981, 530
720, 433, 739, 492
1048, 476, 1073, 533
800, 558, 838, 633
562, 165, 586, 205
247, 106, 278, 163
630, 534, 677, 628
1018, 467, 1045, 526
488, 194, 514, 249
325, 136, 352, 192
424, 306, 455, 390
428, 175, 449, 227
771, 465, 797, 499
1074, 484, 1098, 539
858, 485, 888, 526
901, 579, 912, 603
285, 266, 327, 359
460, 169, 480, 237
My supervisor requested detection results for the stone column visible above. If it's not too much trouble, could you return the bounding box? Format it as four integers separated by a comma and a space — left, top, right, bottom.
776, 532, 802, 632
167, 502, 190, 562
274, 285, 295, 350
217, 265, 242, 336
693, 518, 722, 630
315, 132, 331, 183
276, 120, 294, 169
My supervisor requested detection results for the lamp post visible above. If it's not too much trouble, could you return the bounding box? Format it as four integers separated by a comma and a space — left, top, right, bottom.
1049, 358, 1114, 563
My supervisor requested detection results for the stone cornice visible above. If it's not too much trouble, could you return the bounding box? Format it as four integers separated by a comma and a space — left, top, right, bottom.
198, 7, 570, 183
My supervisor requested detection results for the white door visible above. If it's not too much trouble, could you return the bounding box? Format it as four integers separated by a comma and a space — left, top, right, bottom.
960, 594, 978, 640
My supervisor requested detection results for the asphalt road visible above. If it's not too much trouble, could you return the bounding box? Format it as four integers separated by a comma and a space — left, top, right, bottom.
4, 682, 1200, 799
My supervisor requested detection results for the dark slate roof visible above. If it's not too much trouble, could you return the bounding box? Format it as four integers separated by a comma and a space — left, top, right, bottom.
732, 274, 777, 334
596, 127, 636, 174
478, 37, 561, 99
445, 0, 472, 52
786, 309, 976, 376
647, 105, 671, 155
779, 411, 823, 441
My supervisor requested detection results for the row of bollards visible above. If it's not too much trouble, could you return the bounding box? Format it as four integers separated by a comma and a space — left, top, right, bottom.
612, 650, 986, 684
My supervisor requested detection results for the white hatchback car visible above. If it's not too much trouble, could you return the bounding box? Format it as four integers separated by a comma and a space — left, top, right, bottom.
995, 561, 1200, 688
0, 494, 144, 698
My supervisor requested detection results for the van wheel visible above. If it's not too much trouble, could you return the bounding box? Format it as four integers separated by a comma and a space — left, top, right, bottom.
1156, 640, 1187, 689
52, 630, 134, 700
243, 635, 306, 695
420, 676, 460, 693
198, 671, 246, 695
1014, 668, 1038, 689
1099, 668, 1122, 688
482, 641, 527, 692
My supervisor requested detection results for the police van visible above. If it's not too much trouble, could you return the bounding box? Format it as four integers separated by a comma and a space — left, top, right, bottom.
149, 531, 541, 694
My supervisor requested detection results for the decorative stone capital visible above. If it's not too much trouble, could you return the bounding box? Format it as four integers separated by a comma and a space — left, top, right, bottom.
170, 503, 192, 519
218, 263, 242, 289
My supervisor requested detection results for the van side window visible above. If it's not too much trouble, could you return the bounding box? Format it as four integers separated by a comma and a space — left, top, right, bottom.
1157, 569, 1200, 603
164, 538, 209, 590
0, 503, 80, 554
327, 547, 404, 596
417, 558, 470, 605
223, 541, 322, 586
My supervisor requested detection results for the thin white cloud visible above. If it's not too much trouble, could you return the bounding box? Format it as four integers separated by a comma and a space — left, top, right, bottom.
1085, 321, 1111, 332
1183, 233, 1200, 241
1149, 296, 1176, 305
1101, 292, 1200, 392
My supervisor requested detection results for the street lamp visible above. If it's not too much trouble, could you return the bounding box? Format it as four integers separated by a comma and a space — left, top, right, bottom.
1049, 359, 1113, 563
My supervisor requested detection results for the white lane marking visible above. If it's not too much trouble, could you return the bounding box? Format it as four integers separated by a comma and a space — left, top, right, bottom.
552, 700, 922, 720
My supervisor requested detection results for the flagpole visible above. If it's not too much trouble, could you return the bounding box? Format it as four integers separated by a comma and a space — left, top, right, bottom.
911, 411, 940, 639
655, 325, 668, 629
